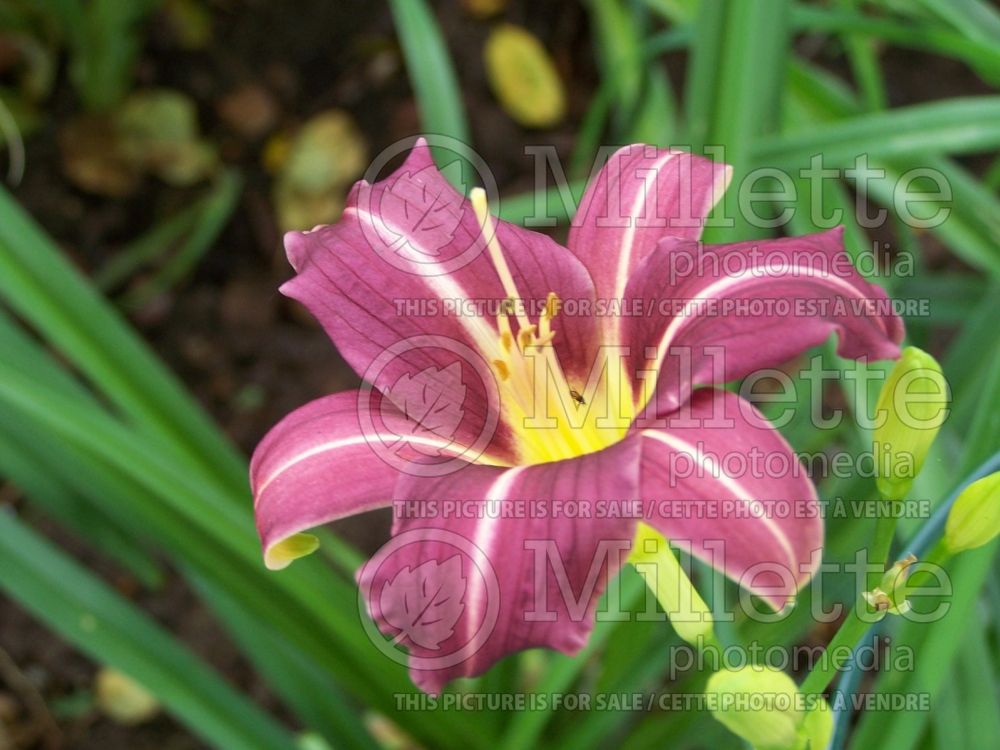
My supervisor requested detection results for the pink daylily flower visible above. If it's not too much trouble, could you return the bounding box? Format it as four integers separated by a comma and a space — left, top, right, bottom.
250, 139, 903, 693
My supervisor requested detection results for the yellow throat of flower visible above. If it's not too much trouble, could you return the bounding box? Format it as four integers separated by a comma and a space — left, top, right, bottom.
470, 188, 634, 465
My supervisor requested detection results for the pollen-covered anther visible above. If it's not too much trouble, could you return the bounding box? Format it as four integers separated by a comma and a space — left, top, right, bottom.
538, 291, 560, 343
518, 325, 538, 350
492, 359, 510, 381
544, 291, 562, 319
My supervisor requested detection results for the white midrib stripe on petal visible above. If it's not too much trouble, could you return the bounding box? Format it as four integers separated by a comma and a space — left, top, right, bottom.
346, 205, 500, 359
613, 150, 682, 300
640, 429, 796, 567
467, 466, 525, 645
254, 433, 468, 502
654, 265, 876, 367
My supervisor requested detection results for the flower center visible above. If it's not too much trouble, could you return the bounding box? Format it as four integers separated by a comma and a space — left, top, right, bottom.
470, 189, 633, 465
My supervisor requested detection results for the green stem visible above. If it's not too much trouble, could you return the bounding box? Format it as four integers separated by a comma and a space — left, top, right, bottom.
800, 601, 882, 696
801, 515, 951, 696
867, 501, 900, 589
801, 498, 900, 695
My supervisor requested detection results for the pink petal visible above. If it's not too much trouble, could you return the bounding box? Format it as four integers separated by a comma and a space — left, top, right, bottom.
281, 139, 600, 462
626, 228, 904, 415
567, 144, 732, 332
640, 389, 823, 610
252, 390, 416, 567
358, 437, 641, 694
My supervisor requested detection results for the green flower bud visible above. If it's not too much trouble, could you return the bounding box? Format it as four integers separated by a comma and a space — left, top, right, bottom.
873, 347, 948, 501
706, 666, 831, 750
944, 471, 1000, 554
797, 699, 834, 750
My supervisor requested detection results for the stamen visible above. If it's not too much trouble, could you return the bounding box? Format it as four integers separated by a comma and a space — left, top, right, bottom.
470, 188, 531, 330
467, 187, 630, 463
492, 359, 510, 381
544, 292, 561, 319
518, 325, 538, 351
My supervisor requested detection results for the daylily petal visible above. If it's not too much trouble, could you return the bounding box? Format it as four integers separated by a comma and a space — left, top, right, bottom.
568, 144, 732, 318
358, 437, 641, 694
626, 228, 904, 415
252, 391, 410, 568
639, 389, 823, 611
281, 139, 600, 462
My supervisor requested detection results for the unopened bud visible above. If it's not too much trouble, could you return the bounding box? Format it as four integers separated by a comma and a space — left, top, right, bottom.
944, 471, 1000, 554
873, 347, 948, 501
706, 665, 832, 750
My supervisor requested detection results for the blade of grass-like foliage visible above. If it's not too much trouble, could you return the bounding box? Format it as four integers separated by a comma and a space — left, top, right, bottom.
756, 96, 1000, 169
784, 61, 1000, 276
693, 0, 790, 243
120, 168, 243, 307
0, 202, 481, 746
791, 5, 1000, 85
189, 572, 376, 750
682, 0, 726, 150
907, 0, 1000, 45
628, 64, 676, 146
849, 544, 998, 750
848, 343, 1000, 749
932, 679, 965, 749
833, 0, 888, 111
0, 422, 163, 587
589, 0, 645, 129
0, 358, 477, 749
69, 0, 160, 111
0, 510, 295, 750
943, 282, 1000, 403
0, 187, 248, 495
497, 571, 646, 750
94, 200, 201, 291
389, 0, 470, 185
954, 619, 1000, 749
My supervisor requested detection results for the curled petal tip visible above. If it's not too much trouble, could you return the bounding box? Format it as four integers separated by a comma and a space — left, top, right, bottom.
264, 533, 320, 571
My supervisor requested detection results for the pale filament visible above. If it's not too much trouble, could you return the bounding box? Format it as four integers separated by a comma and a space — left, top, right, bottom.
469, 188, 603, 461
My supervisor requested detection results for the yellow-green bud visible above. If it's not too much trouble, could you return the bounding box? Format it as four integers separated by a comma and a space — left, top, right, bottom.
873, 347, 948, 501
798, 699, 834, 750
706, 666, 832, 750
630, 523, 714, 645
944, 471, 1000, 554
